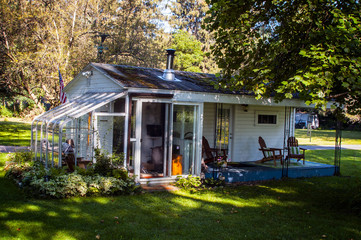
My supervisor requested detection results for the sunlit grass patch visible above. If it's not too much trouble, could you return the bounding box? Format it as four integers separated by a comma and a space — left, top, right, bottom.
0, 120, 32, 146
296, 129, 361, 145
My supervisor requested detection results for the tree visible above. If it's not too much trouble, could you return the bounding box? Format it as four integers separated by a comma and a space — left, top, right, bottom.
105, 0, 168, 68
168, 0, 219, 73
205, 0, 361, 114
0, 0, 167, 111
171, 30, 204, 72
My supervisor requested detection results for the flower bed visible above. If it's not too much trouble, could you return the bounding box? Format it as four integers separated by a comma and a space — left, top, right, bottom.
5, 151, 140, 198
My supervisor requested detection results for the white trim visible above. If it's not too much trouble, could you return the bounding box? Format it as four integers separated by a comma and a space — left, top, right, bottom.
127, 88, 331, 108
93, 112, 126, 117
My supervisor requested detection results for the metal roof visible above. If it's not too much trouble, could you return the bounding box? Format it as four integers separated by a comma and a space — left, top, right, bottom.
90, 63, 242, 94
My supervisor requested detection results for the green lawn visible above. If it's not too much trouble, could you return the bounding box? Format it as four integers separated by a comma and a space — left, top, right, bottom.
1, 151, 361, 240
0, 120, 32, 146
296, 129, 361, 145
1, 119, 361, 239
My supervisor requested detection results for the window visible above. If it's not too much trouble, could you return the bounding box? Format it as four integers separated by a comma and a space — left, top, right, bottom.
255, 112, 278, 125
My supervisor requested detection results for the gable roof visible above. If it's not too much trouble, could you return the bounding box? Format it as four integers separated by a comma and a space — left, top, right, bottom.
90, 63, 244, 94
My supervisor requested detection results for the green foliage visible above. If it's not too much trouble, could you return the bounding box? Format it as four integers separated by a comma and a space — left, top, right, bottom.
175, 175, 203, 191
203, 177, 225, 187
171, 30, 204, 72
6, 151, 34, 164
93, 149, 125, 176
93, 149, 113, 176
112, 168, 129, 181
1, 0, 168, 110
0, 106, 13, 118
4, 149, 139, 198
205, 0, 361, 114
169, 0, 219, 73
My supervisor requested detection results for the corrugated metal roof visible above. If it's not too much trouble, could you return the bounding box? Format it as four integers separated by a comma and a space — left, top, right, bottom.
91, 63, 241, 94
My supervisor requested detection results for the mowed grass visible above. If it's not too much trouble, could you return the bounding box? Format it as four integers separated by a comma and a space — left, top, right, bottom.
296, 129, 361, 145
1, 150, 361, 240
0, 119, 361, 239
0, 120, 32, 146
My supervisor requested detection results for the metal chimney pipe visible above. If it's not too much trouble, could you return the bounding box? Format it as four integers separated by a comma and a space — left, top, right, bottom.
166, 49, 176, 69
163, 49, 176, 81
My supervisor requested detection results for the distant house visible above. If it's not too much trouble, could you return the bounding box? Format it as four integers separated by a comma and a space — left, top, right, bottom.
32, 50, 314, 184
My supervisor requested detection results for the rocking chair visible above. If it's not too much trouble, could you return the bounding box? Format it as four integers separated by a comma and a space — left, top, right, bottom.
286, 137, 306, 164
258, 136, 283, 166
202, 136, 227, 164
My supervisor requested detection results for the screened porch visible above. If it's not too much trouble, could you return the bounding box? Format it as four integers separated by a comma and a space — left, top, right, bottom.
31, 92, 127, 169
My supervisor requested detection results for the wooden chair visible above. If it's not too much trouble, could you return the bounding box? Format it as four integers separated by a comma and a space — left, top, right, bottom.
202, 136, 227, 164
286, 137, 306, 164
258, 136, 283, 166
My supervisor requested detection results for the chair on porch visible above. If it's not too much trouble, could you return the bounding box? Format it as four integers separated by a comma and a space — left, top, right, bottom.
286, 137, 306, 164
258, 136, 283, 166
202, 136, 227, 164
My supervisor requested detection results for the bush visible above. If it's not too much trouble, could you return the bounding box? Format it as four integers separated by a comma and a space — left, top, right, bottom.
7, 151, 34, 164
5, 151, 140, 198
203, 178, 225, 188
175, 175, 203, 191
0, 106, 13, 117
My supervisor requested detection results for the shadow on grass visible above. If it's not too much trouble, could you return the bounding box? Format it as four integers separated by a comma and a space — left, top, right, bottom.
0, 176, 361, 240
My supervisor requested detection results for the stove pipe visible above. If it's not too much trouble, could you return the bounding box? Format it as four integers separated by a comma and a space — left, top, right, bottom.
163, 49, 176, 81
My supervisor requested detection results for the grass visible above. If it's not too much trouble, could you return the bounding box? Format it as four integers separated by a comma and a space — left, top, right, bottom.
295, 129, 361, 145
1, 119, 361, 239
0, 120, 32, 146
1, 150, 361, 240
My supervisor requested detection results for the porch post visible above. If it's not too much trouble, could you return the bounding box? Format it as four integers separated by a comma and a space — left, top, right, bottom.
123, 95, 129, 168
134, 100, 142, 180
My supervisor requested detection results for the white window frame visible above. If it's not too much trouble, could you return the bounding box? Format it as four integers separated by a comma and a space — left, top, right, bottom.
255, 111, 279, 126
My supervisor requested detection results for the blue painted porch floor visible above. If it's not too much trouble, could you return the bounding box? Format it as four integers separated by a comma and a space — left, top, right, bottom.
205, 160, 337, 183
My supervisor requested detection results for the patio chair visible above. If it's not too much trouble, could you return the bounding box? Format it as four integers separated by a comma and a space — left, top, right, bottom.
258, 136, 283, 166
286, 137, 305, 164
202, 136, 227, 164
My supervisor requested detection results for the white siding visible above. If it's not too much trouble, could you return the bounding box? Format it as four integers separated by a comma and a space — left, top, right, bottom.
232, 105, 286, 162
66, 71, 122, 99
203, 102, 216, 147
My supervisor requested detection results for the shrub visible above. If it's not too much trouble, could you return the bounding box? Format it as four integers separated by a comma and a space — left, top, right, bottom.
7, 151, 34, 165
0, 106, 13, 117
175, 175, 203, 191
5, 149, 140, 198
203, 177, 225, 188
93, 149, 113, 176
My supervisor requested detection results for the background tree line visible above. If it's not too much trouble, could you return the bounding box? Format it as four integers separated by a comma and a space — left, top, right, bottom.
1, 0, 360, 122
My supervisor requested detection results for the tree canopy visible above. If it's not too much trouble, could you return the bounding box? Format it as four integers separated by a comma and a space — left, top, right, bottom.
205, 0, 361, 114
171, 30, 204, 72
0, 0, 167, 111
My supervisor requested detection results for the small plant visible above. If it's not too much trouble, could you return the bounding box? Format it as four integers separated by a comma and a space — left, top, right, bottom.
93, 149, 113, 176
112, 168, 128, 181
203, 177, 225, 188
110, 152, 125, 168
7, 151, 34, 165
175, 175, 203, 191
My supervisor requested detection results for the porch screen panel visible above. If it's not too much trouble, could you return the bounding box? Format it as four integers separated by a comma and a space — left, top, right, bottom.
77, 113, 94, 161
96, 116, 125, 157
173, 105, 197, 175
216, 104, 230, 153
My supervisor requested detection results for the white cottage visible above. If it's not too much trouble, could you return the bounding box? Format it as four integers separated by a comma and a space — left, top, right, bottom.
32, 50, 313, 184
